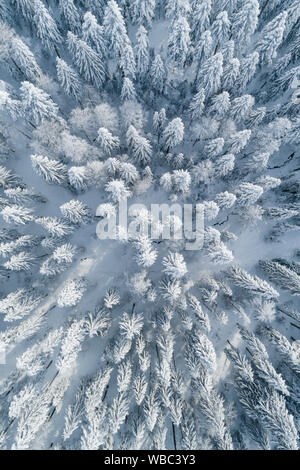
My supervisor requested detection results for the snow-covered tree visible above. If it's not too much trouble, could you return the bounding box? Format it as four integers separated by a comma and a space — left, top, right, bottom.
190, 0, 211, 42
165, 0, 190, 21
255, 11, 287, 65
20, 82, 58, 125
150, 55, 166, 94
126, 126, 152, 165
103, 0, 131, 57
11, 37, 42, 81
196, 53, 223, 98
163, 118, 184, 151
67, 32, 106, 88
227, 266, 279, 299
57, 279, 87, 308
211, 11, 230, 48
56, 58, 82, 100
97, 127, 120, 155
121, 77, 136, 102
134, 26, 150, 79
162, 252, 187, 280
105, 179, 132, 202
232, 0, 259, 46
167, 17, 191, 67
33, 0, 62, 53
130, 0, 156, 27
59, 0, 80, 34
31, 155, 67, 184
60, 200, 90, 224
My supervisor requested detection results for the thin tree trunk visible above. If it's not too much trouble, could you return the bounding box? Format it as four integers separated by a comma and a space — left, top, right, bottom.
172, 422, 177, 450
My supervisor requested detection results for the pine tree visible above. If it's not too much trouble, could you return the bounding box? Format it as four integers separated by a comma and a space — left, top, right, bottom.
11, 37, 42, 81
256, 11, 287, 65
196, 53, 223, 98
121, 77, 136, 102
130, 0, 156, 27
163, 118, 184, 151
222, 58, 240, 90
67, 32, 106, 88
82, 12, 107, 58
105, 179, 132, 202
33, 0, 62, 54
11, 0, 35, 20
235, 182, 263, 206
60, 200, 90, 224
16, 327, 64, 376
258, 392, 298, 450
20, 82, 58, 126
167, 17, 191, 67
57, 280, 87, 309
1, 205, 34, 225
162, 252, 187, 280
31, 155, 67, 185
190, 0, 212, 42
232, 0, 259, 47
230, 95, 255, 122
103, 0, 131, 57
56, 58, 82, 100
134, 26, 150, 79
36, 216, 73, 237
4, 251, 36, 272
259, 260, 300, 296
165, 0, 190, 21
97, 127, 120, 155
150, 55, 166, 94
56, 318, 86, 369
0, 288, 42, 322
227, 130, 251, 154
58, 0, 81, 34
126, 126, 152, 165
68, 166, 89, 191
238, 52, 259, 90
119, 42, 136, 78
227, 266, 279, 299
0, 91, 20, 120
195, 30, 214, 64
211, 11, 231, 48
209, 91, 230, 118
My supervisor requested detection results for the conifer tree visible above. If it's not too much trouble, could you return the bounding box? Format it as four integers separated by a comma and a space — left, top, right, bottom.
163, 118, 184, 151
150, 55, 166, 94
33, 0, 62, 54
196, 53, 223, 98
167, 17, 191, 67
58, 0, 81, 34
20, 82, 58, 126
130, 0, 156, 27
67, 32, 106, 88
232, 0, 259, 47
134, 26, 150, 79
11, 37, 42, 81
56, 58, 82, 100
256, 11, 287, 65
82, 12, 107, 58
190, 0, 212, 42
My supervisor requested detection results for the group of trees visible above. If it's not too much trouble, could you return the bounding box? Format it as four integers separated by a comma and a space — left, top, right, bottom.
0, 0, 299, 452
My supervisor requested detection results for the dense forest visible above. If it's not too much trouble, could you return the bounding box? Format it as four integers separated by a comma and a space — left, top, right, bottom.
0, 0, 299, 450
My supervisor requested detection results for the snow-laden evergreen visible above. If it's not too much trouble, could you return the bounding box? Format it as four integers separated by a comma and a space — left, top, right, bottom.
0, 0, 299, 452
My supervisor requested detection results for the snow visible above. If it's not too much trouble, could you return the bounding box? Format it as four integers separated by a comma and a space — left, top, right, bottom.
0, 0, 299, 452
